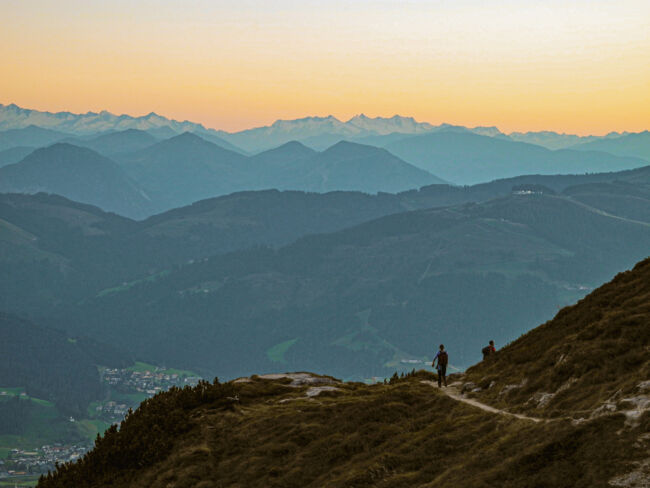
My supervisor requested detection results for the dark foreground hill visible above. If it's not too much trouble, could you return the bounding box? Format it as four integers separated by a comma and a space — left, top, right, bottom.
37, 259, 650, 488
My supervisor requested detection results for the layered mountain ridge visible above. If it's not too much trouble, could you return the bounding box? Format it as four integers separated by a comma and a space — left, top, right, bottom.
2, 163, 648, 381
0, 134, 444, 217
3, 103, 645, 154
0, 143, 154, 218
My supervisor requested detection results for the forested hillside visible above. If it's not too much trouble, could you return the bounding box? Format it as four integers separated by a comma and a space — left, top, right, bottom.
53, 192, 650, 379
0, 313, 130, 416
1, 162, 649, 381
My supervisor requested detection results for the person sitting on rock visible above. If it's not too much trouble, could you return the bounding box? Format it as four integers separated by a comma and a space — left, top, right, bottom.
432, 344, 448, 387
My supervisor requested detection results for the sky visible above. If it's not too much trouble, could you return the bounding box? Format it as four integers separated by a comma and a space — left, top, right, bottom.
1, 0, 649, 134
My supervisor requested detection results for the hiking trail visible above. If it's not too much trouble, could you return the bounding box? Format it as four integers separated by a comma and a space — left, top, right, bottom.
420, 380, 546, 423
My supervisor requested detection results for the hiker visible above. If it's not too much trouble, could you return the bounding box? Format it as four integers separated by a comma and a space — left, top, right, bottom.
481, 340, 496, 360
431, 344, 448, 387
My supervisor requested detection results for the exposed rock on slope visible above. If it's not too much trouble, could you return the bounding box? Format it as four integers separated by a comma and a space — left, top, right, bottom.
464, 257, 650, 421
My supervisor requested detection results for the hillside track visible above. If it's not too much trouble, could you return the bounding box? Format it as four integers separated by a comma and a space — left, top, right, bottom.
421, 380, 547, 423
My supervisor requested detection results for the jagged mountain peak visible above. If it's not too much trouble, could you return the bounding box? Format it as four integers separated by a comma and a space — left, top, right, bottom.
344, 113, 434, 134
269, 115, 344, 129
0, 103, 214, 137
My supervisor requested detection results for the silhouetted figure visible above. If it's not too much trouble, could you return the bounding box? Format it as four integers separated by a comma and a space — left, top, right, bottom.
482, 340, 496, 360
432, 344, 448, 387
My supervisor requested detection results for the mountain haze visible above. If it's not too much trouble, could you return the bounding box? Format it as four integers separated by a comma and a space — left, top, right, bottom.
386, 131, 648, 184
571, 131, 650, 162
64, 129, 158, 156
117, 132, 251, 211
115, 135, 442, 212
0, 124, 68, 151
506, 130, 627, 150
0, 145, 35, 167
277, 141, 446, 193
0, 143, 153, 218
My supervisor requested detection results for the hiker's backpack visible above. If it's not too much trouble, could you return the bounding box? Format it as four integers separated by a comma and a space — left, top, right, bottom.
481, 346, 491, 357
438, 351, 448, 366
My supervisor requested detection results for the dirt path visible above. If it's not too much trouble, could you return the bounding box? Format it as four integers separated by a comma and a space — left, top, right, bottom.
420, 380, 546, 423
563, 196, 650, 228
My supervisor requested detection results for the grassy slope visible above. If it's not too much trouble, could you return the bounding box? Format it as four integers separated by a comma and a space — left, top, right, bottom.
147, 379, 645, 488
464, 257, 650, 418
38, 373, 648, 488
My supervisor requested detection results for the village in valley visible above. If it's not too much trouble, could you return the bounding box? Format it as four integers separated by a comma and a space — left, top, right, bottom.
0, 363, 202, 486
95, 364, 202, 422
0, 443, 90, 480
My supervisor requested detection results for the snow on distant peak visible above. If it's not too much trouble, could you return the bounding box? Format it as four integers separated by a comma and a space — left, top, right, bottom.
346, 114, 435, 135
268, 116, 347, 134
0, 103, 212, 136
260, 114, 438, 137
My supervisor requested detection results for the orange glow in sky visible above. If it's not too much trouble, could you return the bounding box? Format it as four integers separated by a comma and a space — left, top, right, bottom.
1, 0, 649, 134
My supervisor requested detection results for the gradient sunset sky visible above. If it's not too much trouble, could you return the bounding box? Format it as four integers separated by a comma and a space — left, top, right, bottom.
2, 0, 649, 134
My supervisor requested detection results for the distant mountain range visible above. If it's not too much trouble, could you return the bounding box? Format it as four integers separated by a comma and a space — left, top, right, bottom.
116, 132, 252, 211
507, 130, 627, 150
2, 103, 643, 155
384, 131, 648, 184
0, 146, 35, 167
61, 128, 158, 156
1, 103, 648, 212
0, 103, 215, 137
117, 134, 444, 211
0, 143, 154, 218
0, 134, 444, 216
1, 127, 647, 218
570, 131, 650, 161
0, 124, 70, 151
217, 114, 501, 153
